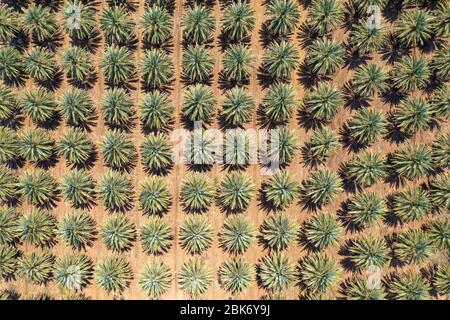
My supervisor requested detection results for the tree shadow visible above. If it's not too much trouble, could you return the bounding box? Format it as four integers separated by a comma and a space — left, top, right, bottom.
70, 29, 102, 54
297, 107, 325, 132
380, 33, 411, 65
37, 69, 64, 92
384, 112, 410, 144
297, 22, 318, 49
337, 199, 365, 234
300, 144, 326, 169
383, 193, 402, 228
297, 229, 320, 254
36, 112, 62, 131
342, 82, 370, 110
297, 62, 323, 89
339, 123, 368, 153
383, 153, 406, 189
35, 151, 60, 170
338, 240, 360, 273
68, 72, 98, 90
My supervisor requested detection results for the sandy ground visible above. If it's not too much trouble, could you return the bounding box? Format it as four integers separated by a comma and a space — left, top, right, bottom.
1, 0, 448, 300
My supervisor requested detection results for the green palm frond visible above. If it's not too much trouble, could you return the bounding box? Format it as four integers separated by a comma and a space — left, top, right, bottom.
54, 254, 93, 290
309, 127, 340, 159
394, 229, 433, 265
95, 256, 132, 293
219, 216, 255, 254
24, 47, 56, 82
352, 63, 389, 98
302, 169, 343, 207
185, 129, 216, 166
0, 4, 18, 42
100, 5, 135, 44
139, 260, 172, 299
21, 87, 56, 124
430, 86, 449, 120
22, 4, 57, 42
182, 45, 214, 83
64, 0, 96, 40
259, 252, 295, 292
19, 209, 56, 246
431, 45, 450, 81
395, 10, 434, 47
351, 0, 387, 12
264, 40, 299, 78
0, 166, 17, 203
429, 172, 449, 210
433, 1, 450, 37
222, 44, 253, 82
392, 144, 432, 180
101, 215, 136, 252
347, 151, 387, 187
221, 86, 254, 126
0, 127, 18, 163
61, 46, 94, 83
394, 187, 431, 222
303, 82, 343, 122
263, 83, 296, 123
349, 236, 390, 270
217, 172, 254, 213
142, 48, 173, 88
18, 169, 58, 207
100, 45, 135, 85
59, 128, 94, 166
433, 263, 449, 297
141, 5, 173, 45
0, 245, 18, 278
299, 252, 341, 294
102, 88, 135, 128
0, 46, 23, 81
392, 55, 430, 92
345, 275, 387, 300
222, 0, 255, 40
261, 212, 297, 251
308, 0, 344, 35
305, 37, 345, 76
223, 129, 252, 167
0, 85, 18, 121
61, 170, 96, 208
389, 271, 430, 300
348, 108, 388, 145
140, 133, 172, 172
0, 208, 20, 245
58, 211, 96, 249
102, 130, 136, 169
266, 0, 300, 37
59, 88, 94, 126
140, 90, 173, 131
303, 212, 343, 250
394, 97, 433, 135
178, 258, 212, 298
139, 177, 171, 216
179, 215, 213, 254
140, 216, 173, 255
270, 126, 298, 165
263, 170, 299, 209
219, 258, 254, 294
98, 170, 134, 212
349, 21, 387, 55
18, 251, 54, 284
348, 191, 388, 227
425, 219, 449, 251
182, 4, 215, 44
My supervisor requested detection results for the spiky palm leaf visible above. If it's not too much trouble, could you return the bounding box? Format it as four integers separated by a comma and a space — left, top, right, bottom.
222, 0, 255, 40
0, 46, 23, 81
98, 170, 134, 211
433, 1, 450, 37
139, 260, 172, 299
178, 258, 212, 298
392, 55, 430, 92
270, 126, 298, 165
101, 88, 135, 128
19, 209, 56, 247
22, 3, 57, 42
306, 37, 345, 76
266, 0, 300, 37
308, 0, 344, 35
182, 84, 216, 122
141, 90, 173, 131
264, 40, 299, 78
299, 252, 341, 294
429, 172, 450, 210
217, 172, 254, 213
394, 97, 433, 135
392, 144, 432, 180
394, 187, 431, 222
349, 236, 390, 270
303, 82, 343, 122
431, 45, 450, 82
182, 4, 215, 44
348, 108, 388, 145
61, 169, 96, 208
433, 263, 450, 297
0, 85, 17, 121
141, 5, 173, 45
348, 192, 388, 228
222, 44, 253, 82
179, 215, 213, 255
426, 219, 449, 251
100, 45, 135, 85
21, 87, 56, 124
219, 258, 253, 294
140, 217, 173, 255
182, 45, 213, 83
309, 127, 340, 159
302, 169, 343, 207
101, 216, 136, 252
219, 216, 255, 254
263, 83, 296, 123
0, 4, 18, 42
261, 212, 297, 251
60, 88, 94, 126
259, 252, 295, 292
185, 129, 215, 166
394, 229, 433, 265
142, 49, 173, 88
59, 128, 94, 166
61, 46, 94, 83
389, 271, 430, 300
64, 0, 96, 39
54, 254, 93, 290
139, 177, 171, 216
223, 129, 252, 167
345, 276, 387, 300
100, 5, 135, 44
221, 86, 254, 126
0, 245, 17, 278
17, 251, 54, 284
0, 166, 17, 203
303, 212, 343, 250
95, 256, 132, 293
431, 86, 449, 120
349, 21, 387, 55
0, 208, 20, 245
24, 47, 56, 82
58, 211, 96, 249
0, 127, 18, 163
102, 130, 136, 169
352, 63, 389, 98
347, 151, 387, 187
19, 129, 56, 164
395, 10, 434, 47
140, 133, 172, 172
18, 170, 58, 207
263, 170, 299, 209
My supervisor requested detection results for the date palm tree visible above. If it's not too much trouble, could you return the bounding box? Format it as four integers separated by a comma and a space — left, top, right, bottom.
58, 211, 96, 250
140, 217, 173, 255
0, 85, 17, 121
0, 208, 20, 244
95, 256, 132, 293
308, 0, 344, 36
426, 219, 449, 251
101, 88, 135, 128
140, 133, 172, 173
98, 170, 134, 212
102, 130, 136, 169
18, 170, 58, 207
0, 167, 15, 203
61, 170, 96, 208
305, 38, 345, 76
308, 127, 340, 160
303, 82, 343, 122
348, 192, 388, 228
352, 63, 389, 98
433, 1, 450, 37
182, 84, 216, 122
100, 45, 135, 85
0, 46, 23, 81
259, 252, 295, 292
298, 253, 341, 294
431, 45, 450, 82
264, 40, 299, 79
100, 5, 135, 44
182, 4, 215, 44
394, 187, 431, 222
348, 108, 388, 145
19, 209, 56, 246
58, 128, 94, 166
394, 229, 433, 265
139, 260, 172, 299
59, 88, 94, 126
266, 0, 300, 37
302, 169, 343, 207
178, 258, 212, 298
389, 271, 430, 300
179, 215, 213, 254
141, 90, 173, 131
223, 129, 252, 168
221, 86, 254, 126
54, 254, 93, 290
24, 47, 56, 82
392, 144, 432, 180
349, 21, 387, 55
142, 48, 173, 88
182, 45, 213, 83
17, 251, 54, 284
394, 97, 433, 135
139, 177, 171, 216
429, 172, 449, 211
217, 172, 254, 213
219, 258, 254, 294
433, 263, 449, 297
21, 87, 57, 124
263, 170, 299, 210
345, 276, 387, 300
395, 10, 434, 47
186, 129, 215, 166
263, 83, 296, 124
20, 128, 56, 164
141, 5, 173, 45
271, 126, 299, 165
0, 4, 17, 42
303, 212, 343, 250
219, 216, 255, 254
0, 245, 17, 279
431, 86, 449, 120
348, 236, 390, 270
22, 3, 57, 42
392, 55, 430, 92
101, 216, 136, 252
222, 0, 255, 40
347, 151, 387, 187
64, 0, 96, 40
261, 212, 297, 251
0, 127, 18, 163
61, 46, 94, 83
180, 173, 214, 213
222, 44, 253, 82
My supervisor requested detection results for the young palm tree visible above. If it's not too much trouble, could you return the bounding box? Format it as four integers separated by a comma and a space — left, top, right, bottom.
95, 256, 132, 293
61, 46, 94, 83
101, 88, 135, 128
431, 86, 449, 120
217, 172, 254, 213
261, 212, 297, 251
433, 1, 450, 38
305, 38, 345, 76
19, 209, 56, 246
58, 211, 96, 250
0, 4, 18, 42
64, 0, 96, 40
21, 87, 57, 124
394, 187, 431, 222
352, 63, 389, 98
54, 254, 93, 290
219, 216, 256, 254
389, 271, 430, 300
140, 90, 173, 131
349, 21, 387, 55
222, 44, 253, 82
348, 192, 388, 228
142, 49, 173, 88
100, 45, 135, 85
101, 215, 136, 252
139, 260, 172, 299
182, 4, 215, 44
221, 86, 254, 126
0, 208, 20, 245
303, 212, 343, 250
139, 177, 171, 216
0, 127, 18, 163
308, 127, 340, 160
222, 0, 255, 40
426, 219, 449, 251
263, 83, 296, 123
394, 97, 433, 135
259, 252, 295, 292
302, 169, 343, 207
392, 144, 432, 180
348, 108, 388, 145
140, 217, 173, 255
263, 40, 299, 79
431, 45, 450, 82
298, 252, 341, 294
266, 0, 300, 37
0, 85, 17, 121
61, 170, 96, 208
223, 129, 252, 167
392, 55, 430, 92
186, 129, 215, 166
140, 133, 172, 173
0, 245, 17, 279
59, 88, 94, 126
348, 236, 390, 270
22, 3, 57, 42
394, 229, 433, 265
303, 82, 343, 122
0, 46, 23, 81
179, 215, 213, 255
178, 258, 212, 298
24, 47, 56, 82
59, 128, 94, 166
308, 0, 344, 36
0, 166, 16, 203
345, 276, 387, 300
429, 172, 449, 211
100, 5, 135, 44
18, 170, 58, 207
263, 170, 299, 209
98, 170, 134, 212
141, 5, 173, 45
182, 45, 213, 83
182, 84, 216, 122
219, 258, 254, 294
395, 10, 434, 47
271, 126, 299, 165
347, 151, 387, 187
102, 130, 136, 169
433, 263, 449, 297
17, 251, 54, 284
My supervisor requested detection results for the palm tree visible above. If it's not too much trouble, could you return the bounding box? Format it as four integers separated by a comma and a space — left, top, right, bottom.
101, 216, 136, 252
102, 88, 135, 128
0, 85, 17, 121
222, 0, 255, 40
348, 192, 388, 228
308, 0, 344, 36
95, 256, 132, 293
22, 3, 57, 42
59, 88, 94, 126
263, 170, 299, 209
392, 144, 432, 180
261, 212, 297, 251
182, 84, 216, 122
426, 219, 449, 251
271, 126, 298, 165
263, 40, 299, 79
431, 86, 449, 120
348, 108, 388, 145
352, 63, 389, 98
64, 0, 96, 40
141, 5, 173, 45
61, 170, 96, 208
394, 229, 433, 265
142, 49, 173, 88
179, 215, 213, 254
0, 127, 18, 163
102, 130, 136, 169
18, 170, 58, 207
24, 47, 56, 82
98, 170, 134, 212
349, 21, 387, 55
345, 276, 387, 300
0, 245, 17, 279
61, 46, 94, 83
100, 45, 135, 85
305, 38, 345, 76
263, 83, 296, 123
266, 0, 300, 37
182, 45, 213, 83
221, 86, 254, 126
429, 172, 449, 211
395, 10, 434, 47
58, 211, 96, 250
140, 217, 173, 255
58, 128, 94, 166
0, 166, 16, 204
0, 4, 17, 42
431, 45, 450, 82
219, 258, 254, 294
19, 209, 56, 246
222, 44, 253, 82
218, 173, 254, 214
389, 271, 430, 300
394, 187, 431, 223
433, 263, 449, 297
0, 46, 23, 81
186, 129, 215, 166
54, 254, 93, 290
182, 4, 215, 44
392, 55, 430, 92
259, 252, 295, 292
140, 133, 172, 173
303, 212, 343, 250
139, 177, 171, 216
302, 169, 343, 207
298, 253, 341, 294
178, 258, 212, 298
309, 127, 340, 159
433, 1, 450, 37
347, 151, 387, 187
394, 97, 433, 135
17, 251, 54, 284
0, 208, 20, 244
219, 216, 256, 254
139, 260, 172, 299
141, 90, 173, 131
223, 129, 252, 167
303, 82, 343, 122
100, 5, 135, 44
348, 236, 390, 270
21, 87, 57, 124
